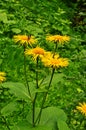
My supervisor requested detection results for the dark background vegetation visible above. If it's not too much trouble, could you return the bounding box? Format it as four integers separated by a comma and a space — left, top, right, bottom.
0, 0, 86, 130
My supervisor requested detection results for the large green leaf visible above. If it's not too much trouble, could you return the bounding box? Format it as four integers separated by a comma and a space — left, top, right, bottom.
1, 102, 17, 116
39, 107, 67, 124
39, 107, 70, 130
11, 121, 52, 130
2, 82, 31, 102
27, 107, 70, 130
57, 120, 70, 130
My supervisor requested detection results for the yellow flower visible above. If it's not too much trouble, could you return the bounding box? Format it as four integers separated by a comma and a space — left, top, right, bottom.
0, 72, 6, 83
46, 35, 70, 44
13, 35, 37, 46
76, 102, 86, 116
41, 53, 69, 68
25, 47, 46, 60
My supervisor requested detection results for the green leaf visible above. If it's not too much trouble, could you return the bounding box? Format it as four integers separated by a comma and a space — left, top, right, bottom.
0, 12, 8, 23
11, 28, 21, 33
39, 107, 70, 130
2, 82, 31, 102
12, 121, 52, 130
35, 88, 47, 93
27, 107, 69, 130
6, 20, 16, 24
0, 31, 3, 34
39, 107, 67, 124
40, 73, 64, 87
57, 120, 70, 130
1, 102, 17, 116
52, 73, 65, 86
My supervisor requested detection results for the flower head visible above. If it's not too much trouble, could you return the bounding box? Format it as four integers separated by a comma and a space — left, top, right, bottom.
0, 72, 6, 83
13, 35, 37, 46
46, 35, 70, 44
76, 102, 86, 116
25, 47, 46, 60
41, 53, 69, 68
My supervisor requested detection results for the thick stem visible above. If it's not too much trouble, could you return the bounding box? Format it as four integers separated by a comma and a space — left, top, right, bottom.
35, 68, 55, 124
32, 56, 39, 126
23, 45, 31, 97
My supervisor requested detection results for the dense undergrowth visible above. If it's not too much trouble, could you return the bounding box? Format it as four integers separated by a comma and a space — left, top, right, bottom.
0, 0, 86, 130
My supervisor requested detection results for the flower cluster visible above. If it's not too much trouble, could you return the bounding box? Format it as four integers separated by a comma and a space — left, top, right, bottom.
13, 35, 37, 46
0, 72, 6, 83
41, 53, 69, 68
25, 47, 69, 68
13, 34, 70, 68
46, 35, 70, 44
76, 102, 86, 116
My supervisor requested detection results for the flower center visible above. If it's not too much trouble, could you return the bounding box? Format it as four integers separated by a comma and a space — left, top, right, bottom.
33, 48, 45, 55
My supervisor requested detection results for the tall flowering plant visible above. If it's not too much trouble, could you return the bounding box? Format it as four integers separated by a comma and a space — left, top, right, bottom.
1, 34, 70, 130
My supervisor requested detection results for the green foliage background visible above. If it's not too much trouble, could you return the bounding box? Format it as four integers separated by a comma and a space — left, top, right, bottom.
0, 0, 86, 130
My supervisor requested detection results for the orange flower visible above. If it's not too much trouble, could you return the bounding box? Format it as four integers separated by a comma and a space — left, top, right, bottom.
76, 102, 86, 116
25, 47, 46, 60
41, 53, 69, 68
46, 35, 70, 44
13, 35, 37, 46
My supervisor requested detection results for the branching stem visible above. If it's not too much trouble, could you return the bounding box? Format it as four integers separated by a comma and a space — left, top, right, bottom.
35, 42, 57, 124
35, 68, 55, 124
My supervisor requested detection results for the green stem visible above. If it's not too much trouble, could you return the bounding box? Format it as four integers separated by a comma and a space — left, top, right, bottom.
35, 42, 57, 124
23, 45, 31, 97
32, 56, 39, 126
35, 68, 55, 124
36, 56, 39, 89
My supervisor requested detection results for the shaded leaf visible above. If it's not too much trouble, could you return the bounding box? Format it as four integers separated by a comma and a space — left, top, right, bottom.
1, 102, 17, 116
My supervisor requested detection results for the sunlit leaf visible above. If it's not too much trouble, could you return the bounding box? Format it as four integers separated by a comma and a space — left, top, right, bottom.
0, 12, 8, 23
11, 28, 21, 33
